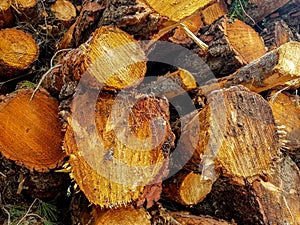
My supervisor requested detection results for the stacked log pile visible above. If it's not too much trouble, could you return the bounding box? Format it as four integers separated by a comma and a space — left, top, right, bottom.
0, 0, 299, 224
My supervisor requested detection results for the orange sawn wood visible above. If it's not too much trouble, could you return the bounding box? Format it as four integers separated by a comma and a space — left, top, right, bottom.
0, 88, 65, 172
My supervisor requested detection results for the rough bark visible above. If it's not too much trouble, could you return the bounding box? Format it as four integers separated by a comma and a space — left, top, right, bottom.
197, 41, 300, 94
196, 16, 266, 77
259, 0, 300, 49
244, 0, 289, 23
44, 26, 147, 95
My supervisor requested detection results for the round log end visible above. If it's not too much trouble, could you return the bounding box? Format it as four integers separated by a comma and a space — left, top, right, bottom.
0, 28, 39, 77
0, 89, 65, 172
94, 206, 151, 225
82, 26, 147, 90
224, 18, 266, 64
51, 0, 76, 22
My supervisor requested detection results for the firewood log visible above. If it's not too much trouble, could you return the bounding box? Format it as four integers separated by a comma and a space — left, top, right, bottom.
268, 91, 300, 169
162, 169, 213, 206
258, 1, 300, 50
0, 88, 65, 172
0, 88, 69, 203
64, 89, 174, 207
197, 16, 266, 76
179, 85, 279, 182
44, 26, 147, 95
251, 156, 300, 224
0, 0, 14, 28
93, 205, 151, 225
193, 156, 300, 225
51, 0, 76, 28
197, 41, 300, 94
0, 28, 39, 78
56, 0, 106, 49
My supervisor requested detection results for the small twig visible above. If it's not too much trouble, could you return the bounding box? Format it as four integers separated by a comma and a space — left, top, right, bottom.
270, 86, 289, 103
0, 74, 31, 88
30, 64, 62, 101
2, 206, 11, 225
30, 48, 72, 101
237, 0, 262, 30
0, 171, 6, 178
16, 198, 38, 225
180, 23, 208, 51
50, 48, 73, 67
270, 78, 300, 103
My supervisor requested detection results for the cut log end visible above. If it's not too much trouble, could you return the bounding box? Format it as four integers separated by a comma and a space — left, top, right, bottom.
51, 0, 76, 25
0, 28, 39, 78
163, 170, 213, 205
224, 18, 266, 64
94, 205, 151, 225
0, 88, 65, 172
83, 26, 147, 90
64, 90, 174, 207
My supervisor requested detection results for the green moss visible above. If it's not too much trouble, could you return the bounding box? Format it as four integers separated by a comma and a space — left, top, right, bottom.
228, 0, 250, 21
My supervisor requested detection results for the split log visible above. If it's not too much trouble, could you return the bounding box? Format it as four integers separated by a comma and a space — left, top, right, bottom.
64, 89, 174, 207
162, 169, 213, 206
168, 212, 236, 225
198, 41, 300, 94
44, 26, 147, 95
0, 28, 39, 78
93, 206, 151, 225
51, 0, 76, 28
0, 88, 65, 172
198, 16, 266, 76
0, 0, 14, 28
268, 91, 300, 168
